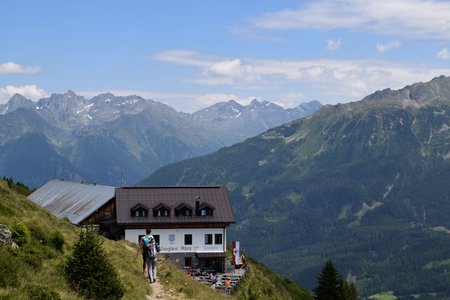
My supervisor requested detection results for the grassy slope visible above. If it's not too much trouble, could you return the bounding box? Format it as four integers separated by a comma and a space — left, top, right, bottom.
0, 179, 311, 300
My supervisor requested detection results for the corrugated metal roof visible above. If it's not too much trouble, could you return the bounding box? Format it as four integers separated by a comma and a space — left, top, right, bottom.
28, 179, 115, 224
116, 186, 235, 225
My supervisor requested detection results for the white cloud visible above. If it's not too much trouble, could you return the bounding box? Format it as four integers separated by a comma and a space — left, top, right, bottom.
376, 40, 402, 54
208, 59, 245, 77
326, 39, 342, 51
250, 0, 450, 40
438, 48, 450, 59
0, 85, 47, 103
152, 50, 450, 106
0, 61, 41, 74
151, 50, 213, 68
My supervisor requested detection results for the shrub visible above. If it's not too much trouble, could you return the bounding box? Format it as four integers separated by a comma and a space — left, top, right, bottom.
10, 219, 31, 246
27, 222, 50, 245
26, 284, 61, 300
49, 231, 65, 252
64, 226, 124, 299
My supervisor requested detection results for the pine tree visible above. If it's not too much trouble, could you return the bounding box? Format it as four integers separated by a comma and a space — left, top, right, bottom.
64, 226, 124, 299
313, 260, 360, 300
340, 281, 360, 300
313, 260, 341, 300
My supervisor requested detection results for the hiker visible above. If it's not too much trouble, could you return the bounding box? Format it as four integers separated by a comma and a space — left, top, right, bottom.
240, 253, 247, 267
138, 228, 157, 283
226, 278, 231, 289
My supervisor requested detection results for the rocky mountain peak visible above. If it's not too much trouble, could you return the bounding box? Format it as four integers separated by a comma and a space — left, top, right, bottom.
1, 94, 35, 114
362, 75, 450, 106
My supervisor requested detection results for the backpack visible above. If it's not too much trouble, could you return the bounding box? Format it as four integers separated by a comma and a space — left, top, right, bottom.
142, 236, 156, 259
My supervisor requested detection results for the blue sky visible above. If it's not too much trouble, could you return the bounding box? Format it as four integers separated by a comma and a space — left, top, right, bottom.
2, 0, 450, 112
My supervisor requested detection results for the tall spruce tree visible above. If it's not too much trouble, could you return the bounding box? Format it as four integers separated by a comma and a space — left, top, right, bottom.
313, 260, 341, 300
313, 260, 360, 300
64, 226, 124, 299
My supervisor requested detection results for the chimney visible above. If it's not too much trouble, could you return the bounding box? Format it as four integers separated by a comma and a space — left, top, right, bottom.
195, 196, 200, 215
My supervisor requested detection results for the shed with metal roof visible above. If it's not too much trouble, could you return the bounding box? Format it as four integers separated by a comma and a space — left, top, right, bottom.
28, 179, 115, 225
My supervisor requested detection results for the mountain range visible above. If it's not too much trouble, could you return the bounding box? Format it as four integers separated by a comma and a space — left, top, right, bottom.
141, 75, 450, 298
0, 91, 320, 187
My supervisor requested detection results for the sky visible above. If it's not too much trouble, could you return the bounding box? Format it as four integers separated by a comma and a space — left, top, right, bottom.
2, 0, 450, 113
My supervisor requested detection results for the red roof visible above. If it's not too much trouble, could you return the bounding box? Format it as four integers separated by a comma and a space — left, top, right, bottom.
116, 186, 235, 225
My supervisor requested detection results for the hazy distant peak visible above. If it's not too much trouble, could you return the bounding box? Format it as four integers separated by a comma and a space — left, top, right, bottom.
66, 89, 76, 96
227, 99, 242, 106
95, 92, 116, 99
248, 99, 261, 106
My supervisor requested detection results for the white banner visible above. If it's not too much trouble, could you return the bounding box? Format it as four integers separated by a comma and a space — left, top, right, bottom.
233, 240, 240, 265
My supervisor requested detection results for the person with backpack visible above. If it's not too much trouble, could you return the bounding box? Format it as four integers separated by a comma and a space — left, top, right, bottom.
138, 228, 157, 283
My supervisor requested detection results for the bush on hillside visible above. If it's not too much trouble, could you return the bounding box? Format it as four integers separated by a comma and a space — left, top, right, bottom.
64, 226, 124, 299
10, 218, 31, 246
49, 231, 65, 252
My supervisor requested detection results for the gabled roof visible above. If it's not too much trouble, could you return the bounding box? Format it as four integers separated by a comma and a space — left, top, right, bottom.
152, 203, 171, 210
131, 203, 149, 211
174, 202, 193, 211
28, 179, 115, 224
198, 202, 214, 210
116, 186, 235, 225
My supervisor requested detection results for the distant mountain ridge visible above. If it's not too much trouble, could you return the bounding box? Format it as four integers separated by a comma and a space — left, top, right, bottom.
193, 98, 321, 145
0, 91, 321, 187
141, 75, 450, 298
193, 99, 320, 122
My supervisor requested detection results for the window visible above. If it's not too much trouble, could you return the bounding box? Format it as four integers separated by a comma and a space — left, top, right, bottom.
175, 203, 193, 217
199, 206, 213, 216
184, 234, 192, 245
184, 257, 192, 267
131, 206, 148, 217
204, 234, 213, 245
215, 234, 222, 245
196, 202, 214, 217
153, 205, 170, 217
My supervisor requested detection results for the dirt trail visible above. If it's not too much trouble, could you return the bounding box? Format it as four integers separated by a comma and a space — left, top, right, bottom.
145, 278, 166, 299
123, 244, 169, 299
